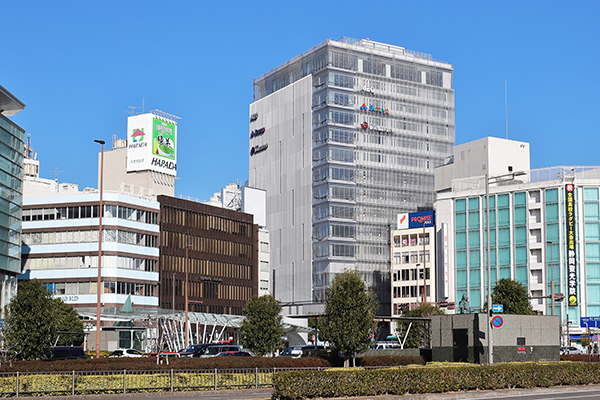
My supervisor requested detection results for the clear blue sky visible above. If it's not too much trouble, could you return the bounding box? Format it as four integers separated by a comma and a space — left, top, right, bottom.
4, 1, 599, 200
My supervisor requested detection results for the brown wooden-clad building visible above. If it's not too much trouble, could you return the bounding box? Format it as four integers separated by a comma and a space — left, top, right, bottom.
157, 195, 258, 316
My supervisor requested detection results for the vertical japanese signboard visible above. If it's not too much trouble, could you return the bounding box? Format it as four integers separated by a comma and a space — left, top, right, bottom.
565, 183, 578, 306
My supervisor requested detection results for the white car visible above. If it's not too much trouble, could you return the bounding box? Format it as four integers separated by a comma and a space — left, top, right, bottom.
279, 346, 303, 358
109, 348, 145, 358
371, 342, 401, 350
560, 346, 584, 355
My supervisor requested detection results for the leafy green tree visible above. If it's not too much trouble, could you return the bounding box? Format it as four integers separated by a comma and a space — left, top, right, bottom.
52, 298, 84, 346
240, 295, 284, 356
4, 280, 84, 360
322, 270, 379, 367
4, 280, 57, 360
490, 278, 536, 315
397, 303, 444, 348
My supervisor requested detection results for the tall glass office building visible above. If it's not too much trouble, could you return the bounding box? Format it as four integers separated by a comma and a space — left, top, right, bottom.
0, 84, 26, 314
249, 38, 454, 314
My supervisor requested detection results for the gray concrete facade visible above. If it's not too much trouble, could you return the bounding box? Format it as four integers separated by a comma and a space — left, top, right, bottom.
431, 314, 559, 363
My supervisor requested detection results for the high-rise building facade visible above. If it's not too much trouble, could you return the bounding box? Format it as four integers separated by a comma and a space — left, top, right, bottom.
249, 38, 455, 313
157, 195, 258, 316
0, 84, 26, 315
435, 137, 600, 342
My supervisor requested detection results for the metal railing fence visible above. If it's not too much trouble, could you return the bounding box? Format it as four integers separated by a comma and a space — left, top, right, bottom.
0, 367, 324, 397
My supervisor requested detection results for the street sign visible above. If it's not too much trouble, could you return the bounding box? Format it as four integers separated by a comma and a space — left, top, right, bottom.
580, 317, 600, 328
491, 315, 504, 328
593, 335, 599, 342
492, 304, 503, 313
553, 293, 565, 302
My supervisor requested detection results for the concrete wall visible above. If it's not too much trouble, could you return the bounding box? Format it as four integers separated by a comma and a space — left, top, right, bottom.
359, 348, 421, 357
100, 147, 175, 197
248, 75, 313, 308
431, 314, 559, 363
434, 137, 530, 193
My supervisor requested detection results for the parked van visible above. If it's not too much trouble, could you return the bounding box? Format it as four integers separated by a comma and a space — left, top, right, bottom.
200, 344, 241, 358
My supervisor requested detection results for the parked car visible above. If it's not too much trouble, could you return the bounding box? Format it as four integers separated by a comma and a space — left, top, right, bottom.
216, 351, 252, 357
200, 345, 241, 358
44, 346, 86, 361
560, 346, 585, 355
143, 351, 180, 358
109, 348, 145, 358
279, 346, 304, 358
179, 344, 211, 357
371, 342, 401, 350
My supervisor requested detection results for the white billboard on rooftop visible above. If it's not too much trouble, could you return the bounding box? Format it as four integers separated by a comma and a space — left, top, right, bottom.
126, 113, 177, 177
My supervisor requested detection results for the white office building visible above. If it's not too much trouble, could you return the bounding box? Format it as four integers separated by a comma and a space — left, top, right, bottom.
435, 137, 600, 340
390, 211, 437, 313
249, 37, 455, 314
20, 190, 160, 311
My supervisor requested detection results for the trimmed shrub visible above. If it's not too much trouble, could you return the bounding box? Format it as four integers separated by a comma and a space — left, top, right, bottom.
273, 363, 600, 399
356, 355, 424, 367
560, 354, 599, 362
0, 355, 331, 373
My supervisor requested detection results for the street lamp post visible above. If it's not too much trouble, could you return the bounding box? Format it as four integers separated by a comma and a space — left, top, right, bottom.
422, 222, 427, 304
172, 272, 176, 313
416, 263, 421, 304
485, 173, 493, 366
185, 244, 191, 348
94, 139, 105, 359
485, 171, 526, 366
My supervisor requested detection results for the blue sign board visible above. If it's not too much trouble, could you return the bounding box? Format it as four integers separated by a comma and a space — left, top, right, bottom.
408, 211, 435, 229
492, 304, 503, 313
580, 317, 600, 328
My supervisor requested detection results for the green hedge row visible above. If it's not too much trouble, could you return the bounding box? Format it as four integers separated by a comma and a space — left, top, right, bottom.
273, 363, 600, 399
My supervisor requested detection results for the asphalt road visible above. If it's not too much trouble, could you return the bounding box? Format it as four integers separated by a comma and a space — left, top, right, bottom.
48, 384, 600, 400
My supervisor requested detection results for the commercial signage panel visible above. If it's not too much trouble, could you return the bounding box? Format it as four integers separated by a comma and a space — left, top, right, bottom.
408, 210, 435, 229
442, 223, 449, 297
397, 213, 408, 229
127, 114, 177, 177
565, 184, 578, 306
397, 211, 435, 230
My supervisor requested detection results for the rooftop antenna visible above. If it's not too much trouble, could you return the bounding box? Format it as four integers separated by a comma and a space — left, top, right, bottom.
505, 80, 509, 140
126, 106, 140, 116
50, 167, 65, 193
26, 134, 32, 159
